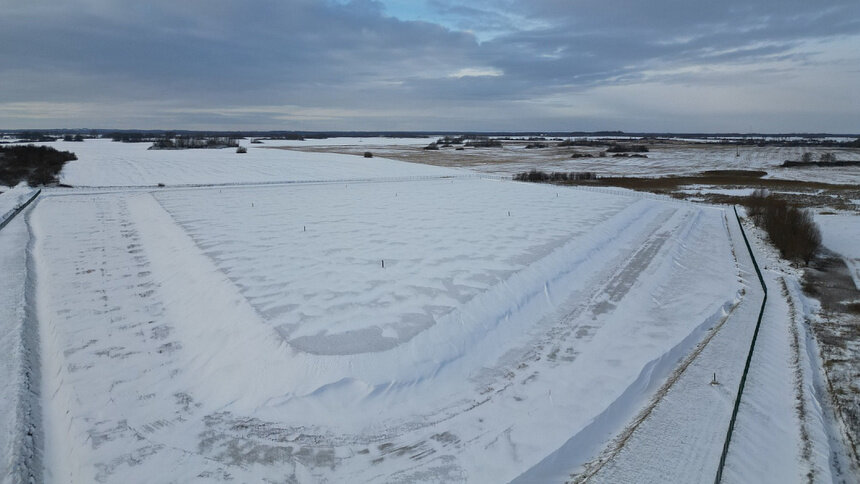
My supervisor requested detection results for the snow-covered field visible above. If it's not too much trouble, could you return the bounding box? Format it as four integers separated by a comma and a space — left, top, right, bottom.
321, 141, 860, 185
2, 139, 855, 482
47, 138, 457, 186
28, 176, 745, 482
257, 137, 434, 148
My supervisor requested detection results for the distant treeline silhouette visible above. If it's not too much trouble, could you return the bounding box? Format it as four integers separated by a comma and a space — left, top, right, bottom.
148, 136, 239, 150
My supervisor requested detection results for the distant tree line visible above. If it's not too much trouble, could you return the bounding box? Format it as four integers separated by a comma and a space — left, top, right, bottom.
436, 136, 465, 145
108, 132, 164, 143
752, 137, 860, 148
782, 151, 860, 167
148, 136, 239, 150
557, 138, 613, 147
16, 131, 58, 142
464, 137, 503, 148
0, 145, 76, 186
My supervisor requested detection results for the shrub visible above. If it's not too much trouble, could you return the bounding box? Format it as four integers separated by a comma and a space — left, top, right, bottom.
514, 169, 549, 182
236, 146, 247, 154
436, 136, 464, 145
363, 151, 373, 158
513, 170, 597, 182
606, 143, 649, 153
744, 189, 821, 264
464, 138, 502, 148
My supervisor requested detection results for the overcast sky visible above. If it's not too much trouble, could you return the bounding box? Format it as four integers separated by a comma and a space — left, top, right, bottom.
2, 0, 859, 132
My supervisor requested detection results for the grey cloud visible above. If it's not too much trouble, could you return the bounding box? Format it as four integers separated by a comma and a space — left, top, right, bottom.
1, 0, 858, 130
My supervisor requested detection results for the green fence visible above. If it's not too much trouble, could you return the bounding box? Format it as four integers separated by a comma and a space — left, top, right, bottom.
714, 206, 768, 483
0, 189, 41, 232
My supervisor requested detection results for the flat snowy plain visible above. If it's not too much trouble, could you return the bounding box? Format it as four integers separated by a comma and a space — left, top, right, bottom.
0, 138, 854, 483
291, 140, 860, 186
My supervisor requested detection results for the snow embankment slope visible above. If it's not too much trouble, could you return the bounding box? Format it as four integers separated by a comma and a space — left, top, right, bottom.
722, 271, 838, 484
542, 207, 755, 483
32, 179, 741, 482
0, 207, 39, 484
721, 216, 858, 484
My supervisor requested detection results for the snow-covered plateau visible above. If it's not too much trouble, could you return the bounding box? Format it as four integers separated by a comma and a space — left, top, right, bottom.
1, 139, 856, 483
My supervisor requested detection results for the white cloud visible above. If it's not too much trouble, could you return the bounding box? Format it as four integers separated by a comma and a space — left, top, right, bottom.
448, 67, 504, 78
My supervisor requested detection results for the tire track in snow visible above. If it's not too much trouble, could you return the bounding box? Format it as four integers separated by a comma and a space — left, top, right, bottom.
31, 194, 229, 482
2, 205, 43, 484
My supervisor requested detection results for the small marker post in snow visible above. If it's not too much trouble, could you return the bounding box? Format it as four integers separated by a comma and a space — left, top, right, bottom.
303, 226, 306, 232
711, 372, 718, 385
381, 259, 385, 268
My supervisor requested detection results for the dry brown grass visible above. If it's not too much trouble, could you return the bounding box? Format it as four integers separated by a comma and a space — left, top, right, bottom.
547, 170, 860, 210
803, 253, 860, 467
560, 171, 856, 192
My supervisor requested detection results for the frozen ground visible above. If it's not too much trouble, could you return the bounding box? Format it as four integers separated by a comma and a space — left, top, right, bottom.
561, 214, 761, 484
2, 139, 853, 482
0, 208, 36, 484
256, 137, 434, 148
721, 215, 859, 484
26, 176, 746, 483
284, 141, 860, 186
